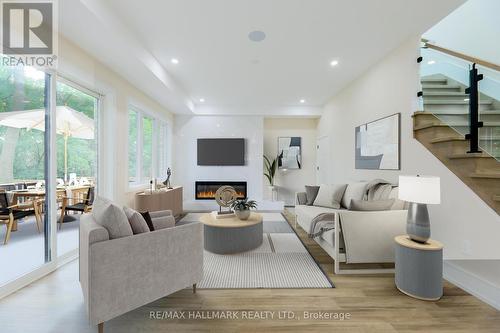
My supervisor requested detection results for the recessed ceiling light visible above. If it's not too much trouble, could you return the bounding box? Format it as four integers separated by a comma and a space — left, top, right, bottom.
427, 60, 436, 65
248, 30, 266, 42
199, 98, 205, 103
330, 60, 339, 67
171, 58, 179, 64
300, 99, 306, 104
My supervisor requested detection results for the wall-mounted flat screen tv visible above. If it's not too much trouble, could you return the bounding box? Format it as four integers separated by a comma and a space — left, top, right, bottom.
197, 138, 245, 166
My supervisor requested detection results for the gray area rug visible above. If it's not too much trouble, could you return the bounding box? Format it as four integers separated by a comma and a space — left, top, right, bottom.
179, 212, 333, 289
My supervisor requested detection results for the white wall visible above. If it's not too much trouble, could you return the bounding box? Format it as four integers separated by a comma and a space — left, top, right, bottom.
423, 0, 500, 66
263, 118, 318, 205
173, 116, 263, 209
317, 36, 500, 307
58, 36, 174, 207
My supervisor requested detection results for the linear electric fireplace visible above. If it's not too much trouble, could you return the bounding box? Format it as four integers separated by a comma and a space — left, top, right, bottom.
195, 181, 247, 200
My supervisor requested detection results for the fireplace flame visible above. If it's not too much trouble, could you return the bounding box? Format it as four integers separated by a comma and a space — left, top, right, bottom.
196, 190, 245, 199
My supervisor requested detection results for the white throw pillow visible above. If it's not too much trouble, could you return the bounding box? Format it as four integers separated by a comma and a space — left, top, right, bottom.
92, 196, 133, 239
313, 184, 347, 209
341, 182, 368, 209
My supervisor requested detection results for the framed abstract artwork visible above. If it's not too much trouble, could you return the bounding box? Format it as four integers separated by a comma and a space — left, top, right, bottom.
278, 137, 301, 169
355, 113, 400, 170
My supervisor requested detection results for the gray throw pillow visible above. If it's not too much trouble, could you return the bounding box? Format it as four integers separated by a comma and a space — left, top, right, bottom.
92, 196, 133, 239
305, 185, 320, 205
350, 199, 395, 211
123, 206, 150, 234
313, 184, 347, 209
341, 182, 368, 209
151, 215, 175, 230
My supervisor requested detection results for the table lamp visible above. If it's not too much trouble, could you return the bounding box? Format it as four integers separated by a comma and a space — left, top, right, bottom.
398, 175, 440, 243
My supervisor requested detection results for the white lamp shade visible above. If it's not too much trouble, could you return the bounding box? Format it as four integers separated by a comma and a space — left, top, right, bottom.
398, 175, 440, 204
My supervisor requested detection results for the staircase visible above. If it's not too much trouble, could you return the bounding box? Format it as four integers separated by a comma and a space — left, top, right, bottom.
413, 75, 500, 214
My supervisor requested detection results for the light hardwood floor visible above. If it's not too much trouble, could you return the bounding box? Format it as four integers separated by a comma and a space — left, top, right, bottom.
0, 210, 499, 333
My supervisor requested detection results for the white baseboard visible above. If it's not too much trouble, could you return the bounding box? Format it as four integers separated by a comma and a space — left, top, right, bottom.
443, 261, 500, 311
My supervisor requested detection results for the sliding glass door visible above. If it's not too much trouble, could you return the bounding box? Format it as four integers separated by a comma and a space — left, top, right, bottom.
55, 80, 98, 257
0, 64, 50, 286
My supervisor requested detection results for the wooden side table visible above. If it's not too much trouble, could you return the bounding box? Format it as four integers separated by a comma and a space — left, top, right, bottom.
394, 235, 444, 301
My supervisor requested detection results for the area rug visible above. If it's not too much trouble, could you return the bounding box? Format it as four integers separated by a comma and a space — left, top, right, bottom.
178, 212, 333, 289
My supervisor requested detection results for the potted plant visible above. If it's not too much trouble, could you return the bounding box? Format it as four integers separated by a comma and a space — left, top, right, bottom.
264, 155, 278, 186
264, 155, 278, 201
231, 198, 257, 220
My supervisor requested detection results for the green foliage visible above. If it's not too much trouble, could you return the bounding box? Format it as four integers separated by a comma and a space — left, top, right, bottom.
230, 198, 257, 211
0, 65, 97, 181
263, 155, 278, 186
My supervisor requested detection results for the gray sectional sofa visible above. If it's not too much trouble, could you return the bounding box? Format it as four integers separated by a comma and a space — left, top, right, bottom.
295, 181, 408, 274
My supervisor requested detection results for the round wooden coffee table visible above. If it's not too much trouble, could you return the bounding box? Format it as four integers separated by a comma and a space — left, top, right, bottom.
199, 212, 263, 254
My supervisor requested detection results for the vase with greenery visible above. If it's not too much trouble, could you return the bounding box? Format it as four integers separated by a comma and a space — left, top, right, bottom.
230, 198, 257, 220
263, 155, 278, 186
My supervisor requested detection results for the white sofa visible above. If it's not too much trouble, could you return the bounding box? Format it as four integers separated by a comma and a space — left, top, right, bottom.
295, 182, 407, 274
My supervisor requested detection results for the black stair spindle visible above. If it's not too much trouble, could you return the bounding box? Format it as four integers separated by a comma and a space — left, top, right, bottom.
464, 63, 484, 153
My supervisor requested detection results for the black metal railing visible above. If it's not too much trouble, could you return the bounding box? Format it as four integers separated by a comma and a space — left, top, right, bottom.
464, 63, 484, 153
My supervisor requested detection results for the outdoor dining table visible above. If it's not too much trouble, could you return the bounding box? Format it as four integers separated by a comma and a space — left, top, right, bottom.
7, 185, 90, 231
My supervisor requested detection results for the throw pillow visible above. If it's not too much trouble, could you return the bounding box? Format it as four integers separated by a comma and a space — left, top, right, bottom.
140, 211, 155, 231
388, 187, 406, 210
123, 206, 150, 234
341, 182, 368, 209
305, 185, 320, 205
313, 184, 347, 209
92, 196, 133, 239
151, 215, 175, 230
350, 199, 395, 211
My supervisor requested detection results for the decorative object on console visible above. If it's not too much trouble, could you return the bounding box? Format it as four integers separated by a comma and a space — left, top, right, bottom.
278, 137, 301, 169
215, 185, 238, 215
398, 175, 440, 243
163, 167, 172, 189
355, 113, 400, 170
230, 198, 258, 220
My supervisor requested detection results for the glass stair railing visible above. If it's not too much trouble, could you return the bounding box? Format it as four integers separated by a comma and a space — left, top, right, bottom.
419, 41, 500, 161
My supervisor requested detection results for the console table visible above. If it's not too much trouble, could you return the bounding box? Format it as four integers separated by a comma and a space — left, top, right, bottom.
135, 186, 183, 217
395, 235, 443, 301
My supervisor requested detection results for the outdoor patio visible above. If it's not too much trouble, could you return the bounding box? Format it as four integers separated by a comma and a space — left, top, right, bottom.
0, 215, 79, 286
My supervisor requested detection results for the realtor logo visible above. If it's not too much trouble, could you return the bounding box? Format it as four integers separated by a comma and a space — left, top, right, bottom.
1, 0, 58, 68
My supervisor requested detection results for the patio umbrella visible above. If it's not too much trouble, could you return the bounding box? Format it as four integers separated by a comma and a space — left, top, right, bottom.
0, 105, 94, 182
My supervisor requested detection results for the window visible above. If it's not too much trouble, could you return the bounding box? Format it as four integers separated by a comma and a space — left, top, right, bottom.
128, 106, 170, 186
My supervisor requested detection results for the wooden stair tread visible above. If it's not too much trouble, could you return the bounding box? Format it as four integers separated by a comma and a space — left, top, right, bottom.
422, 84, 461, 89
416, 110, 500, 116
470, 172, 500, 179
421, 78, 447, 83
424, 100, 493, 105
414, 123, 447, 130
430, 136, 465, 143
448, 153, 494, 159
423, 92, 467, 96
494, 195, 500, 202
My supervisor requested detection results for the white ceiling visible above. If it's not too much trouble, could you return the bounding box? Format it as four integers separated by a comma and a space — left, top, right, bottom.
60, 0, 464, 116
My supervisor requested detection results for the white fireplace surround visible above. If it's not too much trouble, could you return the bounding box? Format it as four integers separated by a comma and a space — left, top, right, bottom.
174, 116, 267, 211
